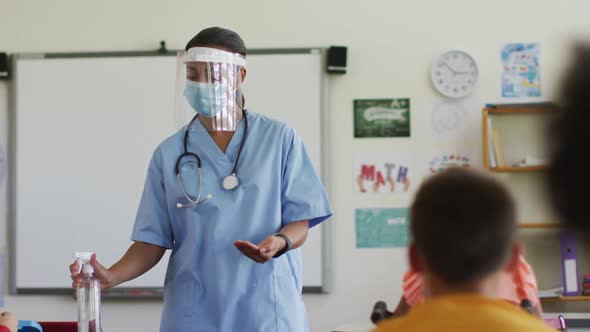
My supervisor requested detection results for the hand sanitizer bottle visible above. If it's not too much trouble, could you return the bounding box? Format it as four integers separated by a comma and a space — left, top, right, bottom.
74, 252, 102, 332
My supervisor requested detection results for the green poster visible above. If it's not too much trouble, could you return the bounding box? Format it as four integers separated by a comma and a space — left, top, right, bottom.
356, 208, 410, 248
354, 99, 410, 138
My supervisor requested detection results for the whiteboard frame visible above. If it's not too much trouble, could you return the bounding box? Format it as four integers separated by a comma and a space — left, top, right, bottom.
8, 48, 332, 296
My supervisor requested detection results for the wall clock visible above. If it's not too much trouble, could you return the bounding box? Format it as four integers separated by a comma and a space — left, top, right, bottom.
431, 50, 478, 98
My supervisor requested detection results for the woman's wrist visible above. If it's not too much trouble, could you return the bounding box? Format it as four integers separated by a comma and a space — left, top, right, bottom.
272, 233, 292, 258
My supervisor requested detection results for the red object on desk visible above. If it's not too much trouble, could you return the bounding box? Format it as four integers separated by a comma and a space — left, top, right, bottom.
38, 322, 77, 332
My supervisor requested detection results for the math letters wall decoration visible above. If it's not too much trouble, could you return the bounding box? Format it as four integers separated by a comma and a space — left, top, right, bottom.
354, 153, 412, 194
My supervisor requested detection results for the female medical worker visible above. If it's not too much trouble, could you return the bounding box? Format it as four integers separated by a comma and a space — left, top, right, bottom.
70, 27, 333, 332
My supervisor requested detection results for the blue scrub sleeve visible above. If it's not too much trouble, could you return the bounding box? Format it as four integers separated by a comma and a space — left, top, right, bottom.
281, 130, 333, 228
131, 148, 173, 249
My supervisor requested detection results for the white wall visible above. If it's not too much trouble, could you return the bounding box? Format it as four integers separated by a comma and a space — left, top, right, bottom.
2, 1, 590, 331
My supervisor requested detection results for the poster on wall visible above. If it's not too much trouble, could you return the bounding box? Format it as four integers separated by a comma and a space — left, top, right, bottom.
414, 98, 482, 152
356, 208, 410, 248
427, 153, 472, 175
354, 153, 412, 194
354, 98, 410, 138
501, 43, 541, 98
431, 103, 464, 136
429, 100, 468, 138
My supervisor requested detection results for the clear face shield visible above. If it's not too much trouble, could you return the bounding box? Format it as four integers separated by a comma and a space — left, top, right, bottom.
175, 47, 246, 131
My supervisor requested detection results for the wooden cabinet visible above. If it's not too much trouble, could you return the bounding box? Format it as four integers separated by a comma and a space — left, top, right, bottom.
482, 104, 590, 306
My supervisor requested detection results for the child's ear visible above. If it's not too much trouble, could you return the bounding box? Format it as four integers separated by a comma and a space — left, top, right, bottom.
504, 242, 523, 273
409, 243, 423, 272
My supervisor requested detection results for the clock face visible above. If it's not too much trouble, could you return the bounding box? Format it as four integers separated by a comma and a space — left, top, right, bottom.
431, 50, 478, 98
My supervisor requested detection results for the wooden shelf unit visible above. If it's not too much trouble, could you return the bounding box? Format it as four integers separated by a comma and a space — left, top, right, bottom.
482, 103, 557, 170
541, 296, 590, 302
481, 104, 590, 312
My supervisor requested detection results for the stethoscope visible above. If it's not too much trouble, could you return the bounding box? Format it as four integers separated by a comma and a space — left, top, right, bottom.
175, 109, 248, 208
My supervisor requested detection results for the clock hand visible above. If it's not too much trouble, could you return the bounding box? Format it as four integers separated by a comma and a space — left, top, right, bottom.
442, 62, 456, 74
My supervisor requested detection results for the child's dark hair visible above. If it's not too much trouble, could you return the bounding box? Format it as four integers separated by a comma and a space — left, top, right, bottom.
548, 44, 590, 236
411, 168, 517, 285
185, 26, 247, 56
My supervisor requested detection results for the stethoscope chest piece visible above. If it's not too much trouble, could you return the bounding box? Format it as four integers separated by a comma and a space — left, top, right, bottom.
222, 173, 239, 191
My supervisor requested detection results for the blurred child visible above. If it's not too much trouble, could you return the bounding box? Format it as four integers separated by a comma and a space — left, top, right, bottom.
373, 168, 554, 332
548, 44, 590, 238
393, 252, 543, 317
0, 312, 17, 332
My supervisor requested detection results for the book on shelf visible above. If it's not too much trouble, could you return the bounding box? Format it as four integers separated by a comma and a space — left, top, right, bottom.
486, 117, 497, 168
492, 127, 505, 167
561, 230, 580, 296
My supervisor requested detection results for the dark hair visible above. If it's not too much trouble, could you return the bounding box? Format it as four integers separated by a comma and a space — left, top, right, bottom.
185, 27, 247, 56
548, 45, 590, 236
411, 168, 516, 285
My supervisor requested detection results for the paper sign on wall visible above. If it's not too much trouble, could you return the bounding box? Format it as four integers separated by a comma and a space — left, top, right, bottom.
430, 101, 465, 137
427, 153, 472, 174
354, 154, 412, 194
354, 99, 410, 138
501, 43, 541, 98
356, 208, 410, 248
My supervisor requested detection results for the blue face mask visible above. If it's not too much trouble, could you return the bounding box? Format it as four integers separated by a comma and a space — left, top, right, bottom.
183, 81, 228, 117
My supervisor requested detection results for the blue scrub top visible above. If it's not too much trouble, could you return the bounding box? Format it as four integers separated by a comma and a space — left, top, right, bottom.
131, 112, 333, 332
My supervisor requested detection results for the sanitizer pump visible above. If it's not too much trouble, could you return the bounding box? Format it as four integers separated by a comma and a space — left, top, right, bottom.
74, 252, 102, 332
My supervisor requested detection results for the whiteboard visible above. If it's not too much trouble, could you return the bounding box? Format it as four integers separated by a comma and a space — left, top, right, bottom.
11, 50, 328, 293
